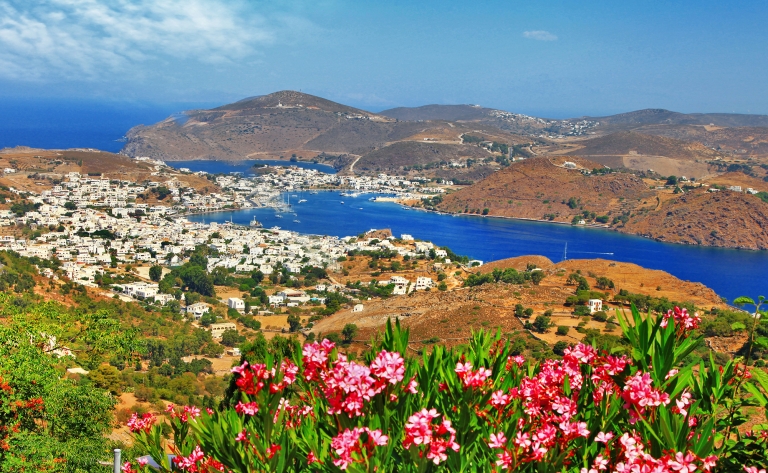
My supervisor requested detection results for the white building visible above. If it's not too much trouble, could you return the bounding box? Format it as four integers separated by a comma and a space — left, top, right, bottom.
415, 277, 434, 291
210, 322, 237, 339
588, 299, 603, 314
352, 304, 364, 312
186, 302, 210, 319
228, 297, 246, 312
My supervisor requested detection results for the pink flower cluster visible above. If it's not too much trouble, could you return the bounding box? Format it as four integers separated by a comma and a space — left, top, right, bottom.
455, 361, 492, 389
230, 359, 298, 396
610, 432, 717, 473
172, 445, 227, 473
486, 344, 631, 464
621, 372, 671, 423
402, 408, 460, 465
661, 306, 701, 336
126, 412, 155, 433
305, 345, 406, 417
165, 404, 201, 423
330, 427, 389, 470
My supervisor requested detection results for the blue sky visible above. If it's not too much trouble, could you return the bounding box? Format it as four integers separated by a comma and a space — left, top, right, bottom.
0, 0, 766, 117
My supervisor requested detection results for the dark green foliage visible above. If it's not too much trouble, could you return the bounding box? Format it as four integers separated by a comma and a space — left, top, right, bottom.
342, 323, 358, 343
149, 264, 163, 282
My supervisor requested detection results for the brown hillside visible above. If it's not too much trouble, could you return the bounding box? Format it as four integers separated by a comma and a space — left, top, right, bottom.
628, 125, 768, 160
121, 91, 524, 165
355, 141, 489, 174
436, 156, 654, 221
619, 189, 768, 250
313, 256, 727, 349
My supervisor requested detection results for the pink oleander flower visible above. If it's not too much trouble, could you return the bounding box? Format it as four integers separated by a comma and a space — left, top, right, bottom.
488, 432, 507, 449
662, 306, 701, 336
331, 427, 388, 470
307, 451, 319, 465
136, 458, 148, 467
235, 430, 248, 442
744, 468, 767, 473
490, 390, 510, 407
455, 361, 492, 389
595, 431, 614, 443
406, 377, 419, 394
235, 401, 259, 416
403, 409, 460, 465
668, 451, 698, 473
674, 390, 693, 417
621, 371, 670, 423
121, 462, 136, 473
370, 350, 405, 384
126, 412, 155, 433
173, 445, 205, 471
496, 451, 514, 469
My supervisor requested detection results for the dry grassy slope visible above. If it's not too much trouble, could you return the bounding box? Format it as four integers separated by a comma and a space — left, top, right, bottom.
436, 156, 654, 221
704, 172, 768, 193
628, 125, 768, 160
588, 108, 768, 128
0, 147, 220, 194
355, 141, 489, 173
313, 256, 727, 348
618, 189, 768, 250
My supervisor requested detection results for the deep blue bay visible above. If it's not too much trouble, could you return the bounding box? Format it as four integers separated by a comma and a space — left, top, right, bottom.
184, 188, 768, 304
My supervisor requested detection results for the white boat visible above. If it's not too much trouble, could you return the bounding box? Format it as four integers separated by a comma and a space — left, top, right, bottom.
293, 219, 301, 223
298, 199, 307, 203
340, 201, 344, 204
275, 214, 283, 218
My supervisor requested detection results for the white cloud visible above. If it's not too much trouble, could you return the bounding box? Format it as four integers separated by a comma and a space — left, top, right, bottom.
0, 0, 311, 81
523, 30, 558, 41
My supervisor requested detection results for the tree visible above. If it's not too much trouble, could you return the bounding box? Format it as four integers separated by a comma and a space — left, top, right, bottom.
666, 175, 678, 186
202, 342, 225, 358
438, 281, 448, 291
149, 264, 163, 282
553, 340, 570, 356
64, 201, 77, 211
530, 270, 545, 285
556, 326, 570, 336
199, 312, 216, 327
342, 323, 358, 343
532, 315, 552, 333
221, 329, 244, 347
287, 314, 302, 332
595, 276, 614, 290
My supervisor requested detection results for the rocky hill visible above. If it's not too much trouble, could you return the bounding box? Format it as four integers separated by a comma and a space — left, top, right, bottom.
431, 156, 768, 249
435, 156, 654, 220
559, 131, 718, 178
121, 91, 525, 167
588, 108, 768, 128
618, 189, 768, 250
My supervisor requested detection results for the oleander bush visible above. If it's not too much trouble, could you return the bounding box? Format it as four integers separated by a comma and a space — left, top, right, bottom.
124, 305, 768, 473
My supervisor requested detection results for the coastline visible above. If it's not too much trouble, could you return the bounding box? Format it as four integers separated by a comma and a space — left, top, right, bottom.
392, 200, 767, 252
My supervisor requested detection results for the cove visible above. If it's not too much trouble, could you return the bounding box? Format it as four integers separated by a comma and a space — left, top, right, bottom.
187, 190, 768, 304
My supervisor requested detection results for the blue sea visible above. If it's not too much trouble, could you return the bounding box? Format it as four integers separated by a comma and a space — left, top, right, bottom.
0, 98, 217, 152
187, 189, 768, 304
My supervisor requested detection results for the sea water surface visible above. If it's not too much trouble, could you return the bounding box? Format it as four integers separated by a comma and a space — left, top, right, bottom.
186, 189, 768, 304
0, 98, 217, 152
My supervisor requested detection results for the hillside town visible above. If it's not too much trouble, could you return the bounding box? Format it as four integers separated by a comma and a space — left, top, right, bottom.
0, 162, 476, 331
